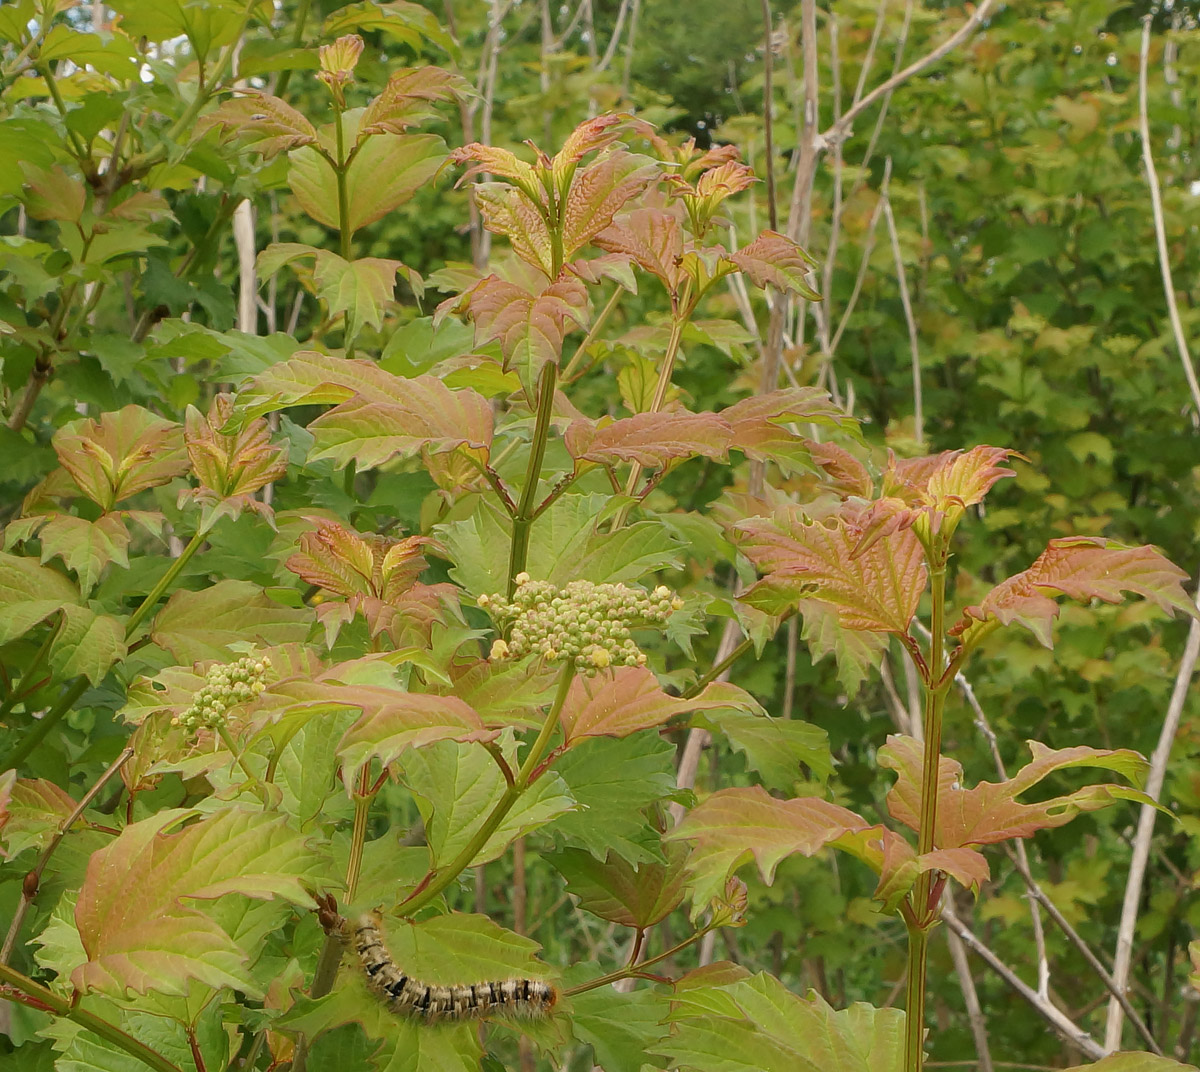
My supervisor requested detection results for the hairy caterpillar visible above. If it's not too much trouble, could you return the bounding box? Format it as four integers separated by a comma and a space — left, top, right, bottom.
353, 914, 558, 1022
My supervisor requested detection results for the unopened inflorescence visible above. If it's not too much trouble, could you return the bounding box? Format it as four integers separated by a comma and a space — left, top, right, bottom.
174, 655, 272, 734
480, 575, 682, 675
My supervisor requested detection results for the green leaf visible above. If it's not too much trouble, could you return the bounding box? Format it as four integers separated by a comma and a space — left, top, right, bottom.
551, 843, 688, 927
149, 579, 312, 660
658, 975, 904, 1072
50, 605, 127, 685
693, 709, 833, 787
38, 25, 139, 78
666, 786, 870, 908
402, 735, 576, 868
289, 128, 446, 233
73, 807, 325, 997
0, 774, 75, 859
1064, 1054, 1200, 1071
8, 513, 132, 597
568, 977, 672, 1072
543, 734, 677, 864
323, 0, 455, 53
199, 92, 317, 157
0, 551, 81, 645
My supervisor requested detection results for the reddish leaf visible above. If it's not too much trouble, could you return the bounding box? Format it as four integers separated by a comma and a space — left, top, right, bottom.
553, 114, 641, 173
450, 146, 543, 200
721, 387, 859, 470
150, 579, 312, 660
308, 375, 494, 469
360, 66, 466, 135
832, 825, 989, 909
593, 208, 686, 296
0, 775, 75, 860
182, 395, 287, 528
808, 441, 874, 498
21, 163, 86, 222
880, 734, 1154, 848
73, 808, 324, 997
286, 520, 427, 603
473, 184, 554, 277
199, 92, 317, 157
559, 666, 762, 745
561, 151, 660, 260
551, 843, 688, 928
728, 230, 820, 299
565, 410, 732, 469
52, 405, 187, 511
956, 537, 1196, 648
336, 691, 497, 789
738, 503, 927, 634
466, 275, 589, 395
667, 785, 869, 908
238, 351, 405, 418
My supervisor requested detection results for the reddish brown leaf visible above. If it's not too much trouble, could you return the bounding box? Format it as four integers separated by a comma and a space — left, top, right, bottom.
553, 114, 640, 173
239, 351, 405, 418
565, 410, 732, 469
880, 734, 1153, 848
308, 374, 494, 469
728, 230, 820, 299
450, 145, 542, 199
53, 405, 188, 511
199, 92, 317, 157
473, 184, 554, 277
957, 537, 1196, 647
593, 208, 686, 295
721, 387, 858, 469
808, 441, 874, 498
360, 66, 467, 135
559, 666, 761, 745
667, 785, 870, 907
0, 775, 75, 859
737, 503, 927, 634
561, 151, 660, 260
285, 520, 428, 604
466, 275, 589, 395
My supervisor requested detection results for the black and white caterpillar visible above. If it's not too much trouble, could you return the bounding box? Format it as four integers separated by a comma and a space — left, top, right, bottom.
353, 914, 559, 1022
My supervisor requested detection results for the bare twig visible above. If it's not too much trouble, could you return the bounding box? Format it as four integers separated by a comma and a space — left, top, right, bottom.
761, 0, 778, 232
1105, 567, 1200, 1050
882, 192, 922, 445
946, 923, 994, 1072
596, 0, 632, 73
830, 159, 891, 354
1135, 15, 1200, 420
233, 198, 257, 335
941, 903, 1106, 1062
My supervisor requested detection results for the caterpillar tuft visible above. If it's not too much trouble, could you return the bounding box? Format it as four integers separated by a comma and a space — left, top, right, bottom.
353, 913, 559, 1022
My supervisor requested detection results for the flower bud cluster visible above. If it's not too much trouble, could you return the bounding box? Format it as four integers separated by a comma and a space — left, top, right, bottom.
480, 574, 682, 675
174, 655, 272, 734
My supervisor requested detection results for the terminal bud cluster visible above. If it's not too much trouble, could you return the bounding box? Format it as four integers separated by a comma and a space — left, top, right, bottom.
175, 655, 272, 734
480, 574, 682, 675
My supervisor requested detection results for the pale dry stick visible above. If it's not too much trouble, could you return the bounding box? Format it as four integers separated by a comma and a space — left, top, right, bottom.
829, 159, 891, 354
1135, 16, 1200, 421
781, 616, 798, 720
549, 0, 592, 51
853, 0, 913, 190
881, 192, 922, 445
233, 199, 257, 335
817, 12, 843, 357
941, 903, 1107, 1062
596, 0, 632, 73
760, 0, 779, 232
1105, 571, 1200, 1051
878, 650, 914, 736
1, 747, 133, 964
946, 923, 994, 1072
618, 0, 641, 97
943, 646, 1161, 1052
852, 0, 891, 106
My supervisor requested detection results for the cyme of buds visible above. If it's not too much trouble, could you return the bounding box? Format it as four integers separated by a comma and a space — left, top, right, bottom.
174, 655, 272, 735
710, 876, 749, 928
479, 574, 683, 677
318, 34, 365, 108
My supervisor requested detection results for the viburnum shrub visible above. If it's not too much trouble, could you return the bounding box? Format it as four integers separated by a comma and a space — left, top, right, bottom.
0, 14, 1195, 1072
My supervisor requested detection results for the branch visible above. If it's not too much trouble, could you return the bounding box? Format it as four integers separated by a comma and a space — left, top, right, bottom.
882, 191, 922, 446
945, 923, 994, 1072
1135, 15, 1200, 420
941, 903, 1106, 1062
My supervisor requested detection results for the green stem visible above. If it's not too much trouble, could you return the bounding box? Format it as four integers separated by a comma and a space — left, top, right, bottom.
904, 554, 949, 1072
124, 531, 204, 639
903, 920, 930, 1070
271, 0, 312, 99
562, 287, 623, 383
38, 63, 90, 165
399, 663, 574, 918
0, 963, 183, 1072
0, 676, 90, 773
345, 765, 373, 904
0, 611, 63, 720
563, 922, 717, 997
507, 361, 559, 597
334, 110, 352, 263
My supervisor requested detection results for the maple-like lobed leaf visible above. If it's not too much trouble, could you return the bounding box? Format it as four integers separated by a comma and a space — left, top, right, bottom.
737, 502, 927, 634
72, 808, 324, 997
593, 208, 686, 295
5, 512, 133, 597
720, 386, 859, 470
308, 374, 494, 469
199, 92, 318, 157
286, 521, 380, 598
564, 410, 733, 470
471, 183, 556, 276
238, 351, 405, 418
450, 144, 543, 199
465, 275, 589, 394
880, 734, 1153, 848
1064, 1055, 1200, 1072
551, 843, 689, 929
0, 774, 75, 860
185, 394, 288, 500
666, 785, 870, 909
553, 113, 646, 173
52, 405, 188, 510
559, 666, 763, 745
336, 690, 497, 789
957, 536, 1197, 648
149, 579, 312, 660
728, 230, 820, 299
560, 151, 661, 260
808, 441, 874, 498
359, 66, 467, 136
